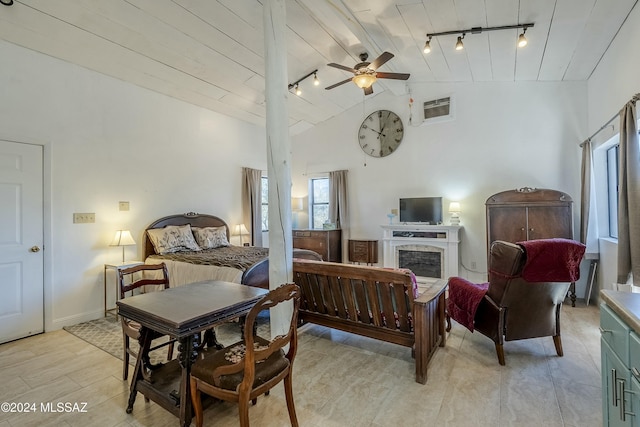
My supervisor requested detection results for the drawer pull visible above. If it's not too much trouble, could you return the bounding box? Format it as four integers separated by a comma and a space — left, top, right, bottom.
619, 379, 626, 420
612, 369, 619, 406
633, 367, 640, 380
600, 327, 613, 334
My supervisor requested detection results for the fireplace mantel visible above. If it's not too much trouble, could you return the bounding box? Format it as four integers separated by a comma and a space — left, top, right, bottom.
381, 224, 461, 283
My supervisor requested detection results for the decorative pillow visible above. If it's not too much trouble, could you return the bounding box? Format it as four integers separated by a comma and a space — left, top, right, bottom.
147, 224, 201, 254
192, 226, 230, 249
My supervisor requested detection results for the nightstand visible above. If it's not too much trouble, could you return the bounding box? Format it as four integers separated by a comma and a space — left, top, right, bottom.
104, 261, 144, 317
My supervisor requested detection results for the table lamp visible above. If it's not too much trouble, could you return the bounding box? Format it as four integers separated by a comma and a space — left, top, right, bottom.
233, 224, 250, 246
110, 230, 136, 263
449, 202, 461, 225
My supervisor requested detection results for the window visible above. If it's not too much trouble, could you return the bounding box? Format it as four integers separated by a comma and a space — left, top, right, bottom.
310, 178, 329, 229
606, 144, 619, 239
261, 176, 268, 231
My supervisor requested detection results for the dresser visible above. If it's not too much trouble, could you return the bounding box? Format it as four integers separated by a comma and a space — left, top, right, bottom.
293, 229, 342, 262
600, 290, 640, 426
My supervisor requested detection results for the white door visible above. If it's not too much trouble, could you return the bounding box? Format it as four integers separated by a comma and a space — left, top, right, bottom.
0, 140, 43, 343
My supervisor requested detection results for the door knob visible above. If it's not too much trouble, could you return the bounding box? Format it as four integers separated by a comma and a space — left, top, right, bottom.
30, 246, 41, 253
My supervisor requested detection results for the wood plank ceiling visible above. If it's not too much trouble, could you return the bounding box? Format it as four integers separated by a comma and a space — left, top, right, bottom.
0, 0, 636, 133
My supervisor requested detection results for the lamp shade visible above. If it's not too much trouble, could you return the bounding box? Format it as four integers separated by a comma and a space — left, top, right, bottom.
110, 230, 136, 246
292, 197, 304, 211
233, 224, 250, 236
449, 202, 461, 213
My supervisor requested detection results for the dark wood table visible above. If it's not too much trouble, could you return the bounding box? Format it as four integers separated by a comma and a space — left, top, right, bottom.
116, 280, 268, 427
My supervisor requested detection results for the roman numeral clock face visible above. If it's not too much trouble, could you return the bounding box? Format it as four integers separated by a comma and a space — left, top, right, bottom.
358, 110, 404, 158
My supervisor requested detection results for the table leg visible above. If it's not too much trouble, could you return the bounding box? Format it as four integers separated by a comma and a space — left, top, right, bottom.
201, 328, 224, 350
178, 333, 200, 427
126, 327, 153, 414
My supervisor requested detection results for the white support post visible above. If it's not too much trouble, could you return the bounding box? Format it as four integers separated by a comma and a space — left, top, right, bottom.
263, 0, 293, 339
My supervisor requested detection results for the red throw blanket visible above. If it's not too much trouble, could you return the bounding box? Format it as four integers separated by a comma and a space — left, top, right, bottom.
517, 238, 586, 283
448, 277, 489, 332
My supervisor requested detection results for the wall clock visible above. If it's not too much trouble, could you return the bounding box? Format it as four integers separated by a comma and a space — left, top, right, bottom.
357, 110, 404, 157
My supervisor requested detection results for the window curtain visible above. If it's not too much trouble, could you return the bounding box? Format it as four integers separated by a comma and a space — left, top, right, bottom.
580, 139, 592, 245
329, 170, 349, 261
242, 167, 263, 247
617, 99, 640, 284
580, 138, 600, 256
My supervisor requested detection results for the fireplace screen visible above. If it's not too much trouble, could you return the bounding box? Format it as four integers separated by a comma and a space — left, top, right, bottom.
398, 250, 442, 278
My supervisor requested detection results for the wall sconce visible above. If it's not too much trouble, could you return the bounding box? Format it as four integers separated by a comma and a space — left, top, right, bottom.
425, 23, 534, 53
110, 230, 136, 263
449, 202, 461, 225
288, 69, 319, 97
233, 224, 250, 246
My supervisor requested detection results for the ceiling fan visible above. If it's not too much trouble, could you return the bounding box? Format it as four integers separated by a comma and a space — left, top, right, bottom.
325, 52, 410, 95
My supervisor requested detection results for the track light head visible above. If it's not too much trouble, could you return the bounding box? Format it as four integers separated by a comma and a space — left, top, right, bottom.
518, 28, 528, 47
423, 37, 432, 54
455, 34, 465, 51
0, 0, 14, 5
313, 72, 320, 86
295, 84, 302, 96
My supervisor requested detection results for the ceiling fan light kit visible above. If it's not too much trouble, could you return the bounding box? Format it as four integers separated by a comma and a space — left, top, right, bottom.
425, 23, 534, 53
353, 73, 377, 89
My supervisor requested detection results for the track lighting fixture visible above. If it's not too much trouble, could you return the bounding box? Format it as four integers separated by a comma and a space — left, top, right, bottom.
288, 69, 319, 96
424, 23, 534, 54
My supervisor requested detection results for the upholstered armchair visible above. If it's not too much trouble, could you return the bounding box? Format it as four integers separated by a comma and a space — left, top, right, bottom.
447, 239, 586, 365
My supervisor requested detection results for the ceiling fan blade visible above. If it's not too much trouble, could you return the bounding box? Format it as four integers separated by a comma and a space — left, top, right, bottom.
369, 52, 394, 70
364, 86, 374, 96
376, 72, 410, 80
325, 78, 353, 90
327, 63, 357, 73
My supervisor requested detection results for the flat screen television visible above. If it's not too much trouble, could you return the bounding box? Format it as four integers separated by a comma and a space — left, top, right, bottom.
399, 197, 443, 224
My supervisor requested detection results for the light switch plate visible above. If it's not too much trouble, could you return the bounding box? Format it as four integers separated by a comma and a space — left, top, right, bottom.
73, 213, 95, 223
119, 201, 130, 211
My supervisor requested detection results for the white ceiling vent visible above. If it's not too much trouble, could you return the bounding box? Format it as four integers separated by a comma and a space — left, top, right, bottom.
422, 96, 454, 124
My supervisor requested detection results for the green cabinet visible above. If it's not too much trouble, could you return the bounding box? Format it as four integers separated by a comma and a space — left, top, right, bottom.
601, 303, 640, 426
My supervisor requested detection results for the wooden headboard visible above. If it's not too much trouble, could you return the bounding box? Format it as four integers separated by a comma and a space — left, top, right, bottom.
143, 212, 231, 259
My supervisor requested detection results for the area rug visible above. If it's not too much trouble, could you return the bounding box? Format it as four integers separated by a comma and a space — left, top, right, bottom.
64, 314, 270, 365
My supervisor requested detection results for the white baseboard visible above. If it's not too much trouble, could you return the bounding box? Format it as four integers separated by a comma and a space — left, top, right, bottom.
49, 309, 105, 331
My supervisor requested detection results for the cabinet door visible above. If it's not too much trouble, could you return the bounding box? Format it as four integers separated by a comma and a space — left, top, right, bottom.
602, 338, 632, 427
527, 206, 573, 240
487, 206, 527, 245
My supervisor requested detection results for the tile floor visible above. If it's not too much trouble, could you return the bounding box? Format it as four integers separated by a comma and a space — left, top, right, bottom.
0, 301, 601, 426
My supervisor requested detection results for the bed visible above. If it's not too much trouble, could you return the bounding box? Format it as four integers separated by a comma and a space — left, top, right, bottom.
143, 212, 321, 289
143, 212, 268, 288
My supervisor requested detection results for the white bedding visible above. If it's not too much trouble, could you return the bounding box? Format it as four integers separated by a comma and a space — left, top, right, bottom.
144, 258, 243, 289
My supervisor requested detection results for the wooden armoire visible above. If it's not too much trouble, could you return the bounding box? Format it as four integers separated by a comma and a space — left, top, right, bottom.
486, 187, 577, 306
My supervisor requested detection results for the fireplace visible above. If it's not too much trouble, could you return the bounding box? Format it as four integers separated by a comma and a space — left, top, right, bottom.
381, 224, 460, 283
397, 245, 444, 279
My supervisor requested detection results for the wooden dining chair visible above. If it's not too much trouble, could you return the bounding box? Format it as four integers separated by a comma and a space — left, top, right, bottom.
118, 263, 174, 381
189, 283, 301, 427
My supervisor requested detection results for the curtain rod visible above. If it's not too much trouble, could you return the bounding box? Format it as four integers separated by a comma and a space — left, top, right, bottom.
580, 93, 640, 147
